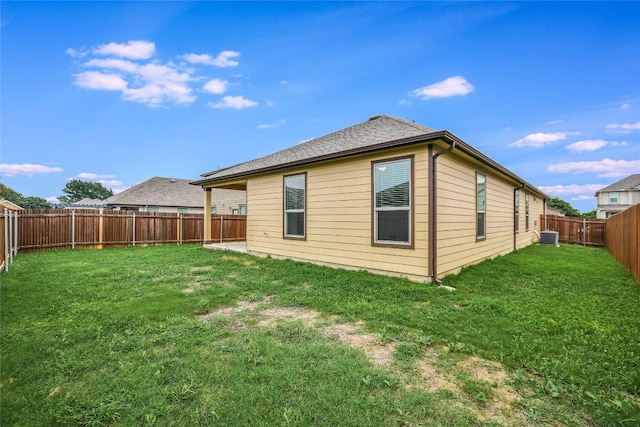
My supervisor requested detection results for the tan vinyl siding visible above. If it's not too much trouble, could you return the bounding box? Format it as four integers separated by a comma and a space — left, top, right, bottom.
246, 145, 430, 280
516, 189, 544, 249
437, 154, 519, 277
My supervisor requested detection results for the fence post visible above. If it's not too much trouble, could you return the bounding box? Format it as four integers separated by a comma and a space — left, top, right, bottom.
98, 209, 104, 249
8, 211, 13, 264
13, 210, 18, 256
132, 212, 136, 246
582, 218, 586, 246
71, 210, 76, 250
4, 209, 9, 272
179, 213, 183, 245
220, 215, 224, 243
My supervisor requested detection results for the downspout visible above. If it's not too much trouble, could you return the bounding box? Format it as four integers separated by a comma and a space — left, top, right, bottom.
429, 136, 456, 285
514, 183, 526, 251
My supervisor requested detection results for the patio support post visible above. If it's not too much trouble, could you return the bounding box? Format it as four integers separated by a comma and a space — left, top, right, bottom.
203, 188, 212, 244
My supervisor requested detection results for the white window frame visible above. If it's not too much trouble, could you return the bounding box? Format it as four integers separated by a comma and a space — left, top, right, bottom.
609, 192, 619, 204
284, 173, 306, 239
476, 173, 486, 240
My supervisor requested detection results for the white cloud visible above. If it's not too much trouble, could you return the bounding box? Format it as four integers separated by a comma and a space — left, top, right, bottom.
210, 96, 258, 110
123, 62, 195, 105
46, 196, 60, 204
621, 103, 631, 110
0, 163, 63, 177
565, 139, 628, 153
258, 119, 287, 129
93, 40, 155, 60
411, 76, 474, 100
71, 41, 249, 107
547, 158, 640, 178
509, 132, 579, 148
398, 99, 412, 106
546, 119, 562, 125
74, 71, 128, 91
83, 58, 139, 73
203, 78, 228, 94
66, 48, 87, 58
571, 195, 595, 202
182, 50, 240, 67
74, 172, 116, 180
537, 183, 604, 196
75, 59, 194, 105
98, 179, 124, 189
606, 121, 640, 133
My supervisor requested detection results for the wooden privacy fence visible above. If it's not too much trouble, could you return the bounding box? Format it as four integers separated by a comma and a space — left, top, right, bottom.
541, 215, 606, 247
8, 209, 246, 255
605, 204, 640, 283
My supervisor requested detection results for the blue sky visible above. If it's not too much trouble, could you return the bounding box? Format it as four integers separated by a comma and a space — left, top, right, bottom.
2, 1, 639, 212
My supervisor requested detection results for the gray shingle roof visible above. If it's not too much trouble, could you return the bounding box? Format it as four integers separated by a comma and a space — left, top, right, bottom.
195, 115, 435, 182
192, 114, 548, 199
107, 177, 245, 208
595, 174, 640, 194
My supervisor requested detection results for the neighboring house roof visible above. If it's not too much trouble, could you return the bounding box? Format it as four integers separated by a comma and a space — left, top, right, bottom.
545, 206, 566, 216
0, 199, 25, 211
106, 176, 245, 208
67, 198, 109, 208
192, 114, 548, 199
594, 174, 640, 195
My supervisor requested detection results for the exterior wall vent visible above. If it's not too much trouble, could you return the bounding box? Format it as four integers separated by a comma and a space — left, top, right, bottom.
540, 231, 559, 246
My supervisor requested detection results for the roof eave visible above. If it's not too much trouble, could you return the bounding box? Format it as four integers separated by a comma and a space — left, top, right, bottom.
192, 130, 549, 200
191, 132, 446, 187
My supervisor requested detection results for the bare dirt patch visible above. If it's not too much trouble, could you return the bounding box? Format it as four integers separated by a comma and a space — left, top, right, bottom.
198, 298, 530, 424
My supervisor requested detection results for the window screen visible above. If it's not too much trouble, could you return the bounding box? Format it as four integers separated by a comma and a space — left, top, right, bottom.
374, 158, 411, 244
284, 174, 305, 237
477, 174, 486, 239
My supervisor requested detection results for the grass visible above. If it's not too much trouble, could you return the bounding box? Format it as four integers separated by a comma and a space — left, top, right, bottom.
1, 244, 638, 426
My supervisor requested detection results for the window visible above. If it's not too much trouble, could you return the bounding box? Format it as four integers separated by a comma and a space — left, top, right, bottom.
178, 207, 188, 214
147, 207, 159, 213
284, 173, 306, 238
476, 173, 486, 240
373, 157, 412, 246
514, 190, 520, 233
239, 204, 247, 215
525, 194, 530, 231
609, 192, 619, 204
211, 205, 217, 214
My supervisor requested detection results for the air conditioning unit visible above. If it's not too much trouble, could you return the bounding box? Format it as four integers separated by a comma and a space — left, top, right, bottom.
540, 231, 559, 246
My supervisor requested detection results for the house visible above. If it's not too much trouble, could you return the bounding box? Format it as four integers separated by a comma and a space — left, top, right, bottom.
107, 177, 246, 214
192, 115, 548, 282
0, 199, 25, 211
545, 206, 565, 217
63, 198, 110, 209
594, 174, 640, 219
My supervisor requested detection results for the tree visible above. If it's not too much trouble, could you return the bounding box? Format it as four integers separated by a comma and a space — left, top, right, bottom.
547, 196, 581, 217
21, 196, 52, 209
59, 180, 113, 204
0, 182, 52, 209
581, 209, 597, 219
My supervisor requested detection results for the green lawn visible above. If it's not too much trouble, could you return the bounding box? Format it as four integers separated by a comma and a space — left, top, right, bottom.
1, 244, 638, 426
